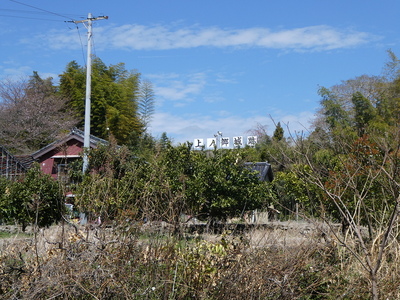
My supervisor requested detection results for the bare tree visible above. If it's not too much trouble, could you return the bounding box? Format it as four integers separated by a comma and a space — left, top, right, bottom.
0, 74, 78, 154
284, 127, 400, 300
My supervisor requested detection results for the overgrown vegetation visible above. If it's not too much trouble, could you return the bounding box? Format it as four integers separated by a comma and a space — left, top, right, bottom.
3, 50, 400, 298
3, 221, 397, 299
74, 142, 272, 231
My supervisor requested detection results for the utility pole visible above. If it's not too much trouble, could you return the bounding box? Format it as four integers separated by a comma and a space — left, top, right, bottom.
73, 13, 108, 173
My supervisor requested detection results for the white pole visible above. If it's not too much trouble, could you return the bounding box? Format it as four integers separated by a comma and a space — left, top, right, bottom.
74, 14, 108, 173
82, 13, 93, 173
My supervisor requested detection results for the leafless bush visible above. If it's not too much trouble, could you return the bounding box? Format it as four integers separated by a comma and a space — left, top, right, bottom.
1, 221, 400, 299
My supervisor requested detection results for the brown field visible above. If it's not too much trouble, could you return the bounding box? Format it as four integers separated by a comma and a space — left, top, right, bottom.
0, 220, 398, 299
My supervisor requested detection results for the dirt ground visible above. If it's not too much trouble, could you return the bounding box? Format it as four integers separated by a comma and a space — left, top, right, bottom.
0, 219, 342, 254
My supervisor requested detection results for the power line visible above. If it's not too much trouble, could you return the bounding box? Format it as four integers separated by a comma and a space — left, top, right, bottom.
0, 14, 66, 22
0, 8, 80, 19
75, 25, 87, 66
8, 0, 76, 21
0, 8, 54, 15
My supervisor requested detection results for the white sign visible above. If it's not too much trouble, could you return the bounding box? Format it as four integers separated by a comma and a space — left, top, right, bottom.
233, 136, 243, 148
207, 138, 217, 149
193, 135, 258, 149
220, 137, 230, 148
193, 138, 204, 148
247, 136, 258, 147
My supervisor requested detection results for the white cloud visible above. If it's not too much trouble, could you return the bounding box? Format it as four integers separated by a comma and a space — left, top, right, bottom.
204, 94, 225, 103
30, 29, 81, 50
102, 24, 373, 51
0, 64, 59, 82
149, 110, 315, 145
152, 72, 207, 103
36, 23, 376, 52
0, 65, 32, 80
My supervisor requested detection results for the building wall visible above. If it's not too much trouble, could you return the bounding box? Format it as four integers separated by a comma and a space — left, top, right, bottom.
37, 139, 84, 178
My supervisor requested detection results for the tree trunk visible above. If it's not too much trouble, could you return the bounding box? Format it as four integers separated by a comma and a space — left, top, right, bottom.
370, 271, 379, 300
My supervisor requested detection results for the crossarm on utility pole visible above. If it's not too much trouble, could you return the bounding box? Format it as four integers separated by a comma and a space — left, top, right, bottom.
73, 15, 108, 24
73, 13, 108, 173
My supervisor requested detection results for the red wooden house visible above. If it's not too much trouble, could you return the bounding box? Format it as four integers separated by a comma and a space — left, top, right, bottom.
30, 128, 107, 180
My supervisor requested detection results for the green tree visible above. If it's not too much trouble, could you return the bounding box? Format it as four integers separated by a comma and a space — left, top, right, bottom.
352, 92, 376, 136
0, 177, 11, 222
71, 142, 140, 221
318, 86, 351, 131
129, 132, 157, 158
2, 164, 64, 231
186, 149, 270, 225
377, 77, 400, 127
289, 127, 400, 300
138, 79, 155, 131
272, 122, 284, 142
74, 143, 271, 231
159, 132, 171, 151
287, 53, 400, 298
271, 169, 321, 219
59, 58, 145, 145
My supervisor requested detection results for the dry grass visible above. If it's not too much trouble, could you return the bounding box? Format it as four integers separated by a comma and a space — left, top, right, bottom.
0, 221, 398, 299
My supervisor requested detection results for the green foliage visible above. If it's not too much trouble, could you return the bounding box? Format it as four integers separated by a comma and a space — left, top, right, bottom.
272, 121, 284, 142
0, 164, 64, 230
59, 58, 146, 145
158, 132, 171, 151
271, 169, 321, 218
319, 86, 351, 131
128, 132, 157, 159
138, 79, 155, 131
352, 92, 376, 135
186, 149, 269, 223
0, 177, 10, 221
306, 52, 400, 228
74, 143, 272, 226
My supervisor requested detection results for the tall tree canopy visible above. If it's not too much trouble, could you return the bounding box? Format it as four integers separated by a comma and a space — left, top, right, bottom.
59, 58, 146, 145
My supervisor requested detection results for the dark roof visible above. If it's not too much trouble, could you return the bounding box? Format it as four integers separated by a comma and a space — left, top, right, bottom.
244, 162, 274, 182
15, 155, 36, 170
31, 128, 108, 160
71, 128, 109, 146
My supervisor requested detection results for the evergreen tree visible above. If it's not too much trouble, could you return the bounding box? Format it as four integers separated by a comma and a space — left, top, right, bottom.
272, 122, 284, 141
139, 79, 155, 131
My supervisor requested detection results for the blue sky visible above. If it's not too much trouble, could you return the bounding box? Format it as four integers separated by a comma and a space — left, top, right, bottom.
1, 0, 399, 146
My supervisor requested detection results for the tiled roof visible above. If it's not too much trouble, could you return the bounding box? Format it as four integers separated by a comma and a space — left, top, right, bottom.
70, 128, 109, 146
31, 128, 108, 159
